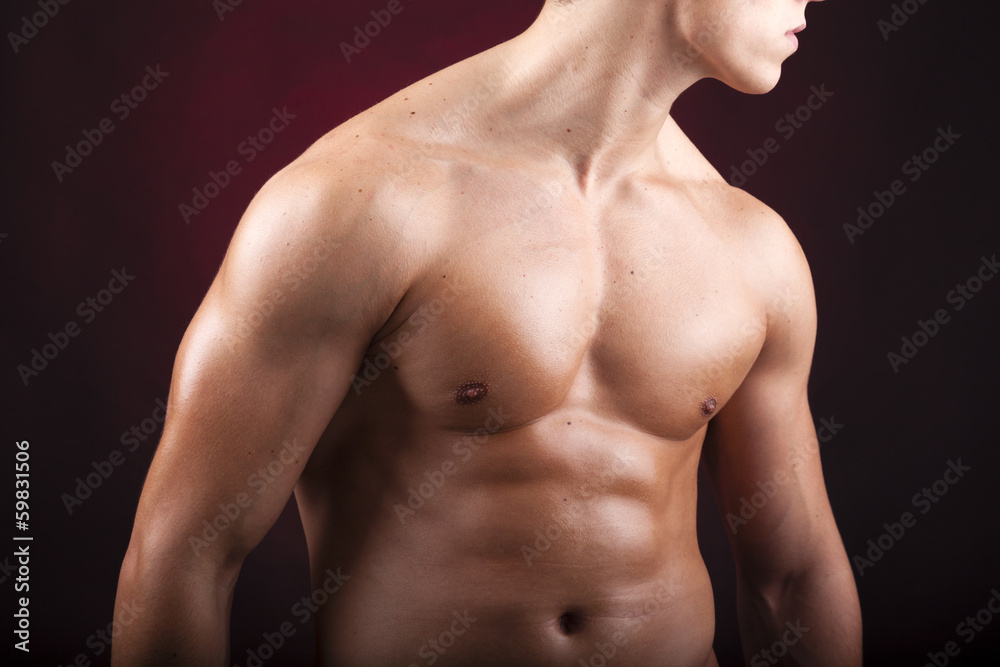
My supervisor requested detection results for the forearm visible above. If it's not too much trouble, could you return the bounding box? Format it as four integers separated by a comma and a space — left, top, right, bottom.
112, 548, 237, 667
737, 552, 862, 667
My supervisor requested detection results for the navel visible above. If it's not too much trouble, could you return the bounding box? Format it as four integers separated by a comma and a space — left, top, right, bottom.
700, 397, 718, 416
455, 381, 490, 405
558, 610, 584, 635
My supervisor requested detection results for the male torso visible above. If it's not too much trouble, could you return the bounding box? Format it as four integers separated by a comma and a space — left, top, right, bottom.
290, 51, 784, 667
113, 4, 862, 665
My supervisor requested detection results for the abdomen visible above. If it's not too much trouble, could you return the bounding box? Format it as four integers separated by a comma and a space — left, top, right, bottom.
298, 410, 717, 667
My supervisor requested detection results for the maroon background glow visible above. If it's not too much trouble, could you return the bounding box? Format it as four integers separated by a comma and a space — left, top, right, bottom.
2, 0, 998, 664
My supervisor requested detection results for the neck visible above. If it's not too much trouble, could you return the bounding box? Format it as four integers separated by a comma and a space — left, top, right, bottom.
485, 2, 707, 191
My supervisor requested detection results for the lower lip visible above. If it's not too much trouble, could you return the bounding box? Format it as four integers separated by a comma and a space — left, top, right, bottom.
786, 32, 799, 50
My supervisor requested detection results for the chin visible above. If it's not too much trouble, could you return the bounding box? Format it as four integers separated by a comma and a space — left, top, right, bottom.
716, 64, 783, 96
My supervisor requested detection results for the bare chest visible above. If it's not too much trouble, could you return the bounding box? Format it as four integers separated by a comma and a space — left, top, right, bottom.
352, 179, 766, 441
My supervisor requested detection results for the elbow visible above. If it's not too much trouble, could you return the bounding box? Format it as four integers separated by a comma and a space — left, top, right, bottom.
738, 517, 853, 592
738, 547, 856, 614
118, 521, 245, 600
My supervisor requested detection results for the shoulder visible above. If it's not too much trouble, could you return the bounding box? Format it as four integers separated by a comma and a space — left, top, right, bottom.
658, 116, 815, 340
672, 173, 818, 377
668, 119, 816, 365
719, 186, 817, 370
729, 188, 813, 325
212, 119, 436, 339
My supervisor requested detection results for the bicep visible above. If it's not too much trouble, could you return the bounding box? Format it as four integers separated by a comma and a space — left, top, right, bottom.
702, 227, 839, 580
133, 287, 363, 568
702, 367, 830, 563
129, 170, 405, 570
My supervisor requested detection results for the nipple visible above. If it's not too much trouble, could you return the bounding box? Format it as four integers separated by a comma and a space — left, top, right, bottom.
455, 381, 489, 405
700, 397, 718, 416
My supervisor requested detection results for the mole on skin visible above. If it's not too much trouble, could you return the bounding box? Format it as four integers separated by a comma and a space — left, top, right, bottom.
701, 397, 718, 416
455, 381, 489, 405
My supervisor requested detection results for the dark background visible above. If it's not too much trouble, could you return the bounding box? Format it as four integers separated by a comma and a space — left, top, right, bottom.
2, 0, 998, 665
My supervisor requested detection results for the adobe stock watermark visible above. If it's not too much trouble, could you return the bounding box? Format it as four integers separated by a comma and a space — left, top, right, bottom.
0, 554, 17, 585
877, 0, 932, 42
179, 106, 297, 224
551, 242, 671, 361
350, 279, 470, 395
481, 179, 568, 253
213, 0, 246, 22
555, 253, 797, 390
7, 0, 74, 54
61, 397, 167, 515
702, 286, 798, 387
843, 126, 961, 244
725, 416, 844, 535
405, 610, 477, 667
340, 0, 410, 63
188, 438, 308, 556
12, 544, 31, 651
393, 407, 510, 524
851, 458, 971, 577
921, 588, 1000, 667
886, 253, 997, 373
577, 579, 680, 667
51, 65, 170, 183
16, 267, 136, 387
55, 599, 144, 667
727, 84, 835, 187
222, 237, 339, 352
521, 459, 627, 567
393, 71, 504, 183
517, 180, 565, 225
521, 523, 564, 568
672, 21, 723, 69
233, 567, 350, 667
749, 620, 811, 666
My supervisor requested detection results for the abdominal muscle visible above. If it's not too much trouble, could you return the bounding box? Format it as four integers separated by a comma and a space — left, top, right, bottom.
296, 410, 718, 667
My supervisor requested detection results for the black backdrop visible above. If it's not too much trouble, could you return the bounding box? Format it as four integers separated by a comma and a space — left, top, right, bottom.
2, 0, 998, 665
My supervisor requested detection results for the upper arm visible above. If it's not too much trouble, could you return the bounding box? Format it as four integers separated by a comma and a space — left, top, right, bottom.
702, 206, 839, 586
128, 160, 412, 572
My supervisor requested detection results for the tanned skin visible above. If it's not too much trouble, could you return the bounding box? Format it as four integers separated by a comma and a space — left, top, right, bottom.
113, 0, 861, 665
